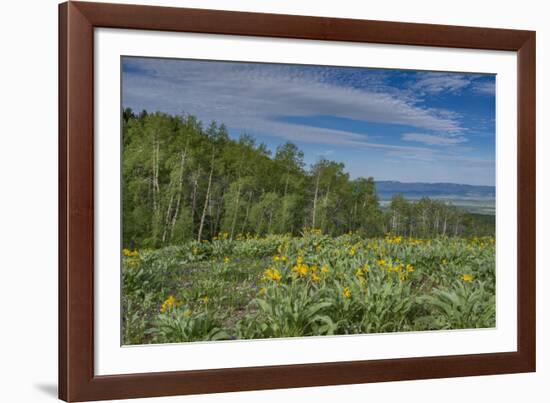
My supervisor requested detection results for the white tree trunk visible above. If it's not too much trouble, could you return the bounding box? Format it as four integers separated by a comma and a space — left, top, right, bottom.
312, 169, 321, 228
197, 151, 215, 242
167, 149, 187, 242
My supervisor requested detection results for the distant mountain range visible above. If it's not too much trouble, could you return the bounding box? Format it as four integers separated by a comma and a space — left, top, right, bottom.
375, 181, 495, 200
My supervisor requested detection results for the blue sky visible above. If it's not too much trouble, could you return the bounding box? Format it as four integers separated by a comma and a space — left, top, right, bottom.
122, 57, 495, 186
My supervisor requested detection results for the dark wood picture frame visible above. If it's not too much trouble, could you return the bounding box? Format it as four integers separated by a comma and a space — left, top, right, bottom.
59, 1, 536, 401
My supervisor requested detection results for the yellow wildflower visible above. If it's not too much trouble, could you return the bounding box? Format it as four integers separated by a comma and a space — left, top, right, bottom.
342, 287, 351, 298
122, 248, 139, 257
258, 287, 267, 296
406, 264, 414, 273
355, 268, 364, 278
202, 296, 209, 303
321, 266, 329, 274
462, 274, 474, 283
281, 256, 287, 262
263, 268, 282, 282
273, 255, 280, 262
291, 263, 308, 277
310, 272, 321, 282
224, 256, 230, 264
160, 295, 176, 313
377, 259, 386, 267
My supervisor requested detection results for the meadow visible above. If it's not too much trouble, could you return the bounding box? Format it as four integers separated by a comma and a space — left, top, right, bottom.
122, 231, 495, 345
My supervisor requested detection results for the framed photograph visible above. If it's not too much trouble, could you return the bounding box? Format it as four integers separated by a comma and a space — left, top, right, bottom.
59, 1, 535, 401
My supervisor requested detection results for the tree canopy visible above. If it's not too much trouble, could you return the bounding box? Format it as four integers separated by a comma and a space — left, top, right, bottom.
122, 109, 493, 248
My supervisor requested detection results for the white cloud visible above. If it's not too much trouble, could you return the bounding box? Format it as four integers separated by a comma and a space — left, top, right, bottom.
473, 81, 496, 95
402, 132, 467, 146
122, 58, 466, 151
411, 73, 472, 94
410, 72, 495, 98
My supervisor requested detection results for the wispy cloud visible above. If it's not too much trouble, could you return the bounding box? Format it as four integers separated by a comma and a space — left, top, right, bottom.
122, 58, 465, 149
411, 73, 472, 94
472, 80, 496, 95
402, 133, 467, 146
409, 72, 495, 97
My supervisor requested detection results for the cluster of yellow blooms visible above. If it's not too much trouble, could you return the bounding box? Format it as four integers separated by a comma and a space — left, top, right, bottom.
461, 274, 474, 282
385, 235, 402, 245
291, 256, 309, 277
272, 255, 287, 262
212, 232, 230, 241
285, 256, 329, 283
122, 248, 139, 257
263, 267, 282, 282
303, 228, 323, 236
160, 295, 177, 313
385, 263, 414, 273
160, 295, 205, 314
468, 236, 495, 248
373, 259, 415, 281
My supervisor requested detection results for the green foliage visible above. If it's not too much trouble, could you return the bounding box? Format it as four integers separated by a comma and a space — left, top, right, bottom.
122, 234, 495, 344
241, 283, 334, 338
151, 304, 228, 343
123, 110, 493, 249
417, 281, 496, 330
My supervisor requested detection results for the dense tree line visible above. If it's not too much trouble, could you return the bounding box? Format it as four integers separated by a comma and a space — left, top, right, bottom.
122, 110, 493, 248
385, 196, 494, 238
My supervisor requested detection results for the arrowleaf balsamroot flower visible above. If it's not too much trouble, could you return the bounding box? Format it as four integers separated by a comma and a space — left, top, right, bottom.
160, 295, 176, 313
122, 248, 139, 257
263, 268, 282, 282
342, 287, 352, 298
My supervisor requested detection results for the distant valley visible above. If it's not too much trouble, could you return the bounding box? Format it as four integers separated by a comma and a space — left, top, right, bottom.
375, 181, 495, 215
